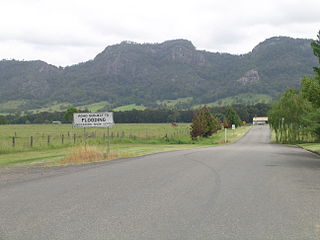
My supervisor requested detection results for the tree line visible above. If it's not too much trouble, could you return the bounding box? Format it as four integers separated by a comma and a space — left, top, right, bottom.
268, 31, 320, 143
0, 103, 270, 125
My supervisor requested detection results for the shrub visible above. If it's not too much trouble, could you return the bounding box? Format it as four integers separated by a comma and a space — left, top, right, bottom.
190, 106, 221, 140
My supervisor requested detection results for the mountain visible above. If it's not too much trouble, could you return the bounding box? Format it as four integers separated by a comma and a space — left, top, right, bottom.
0, 37, 317, 112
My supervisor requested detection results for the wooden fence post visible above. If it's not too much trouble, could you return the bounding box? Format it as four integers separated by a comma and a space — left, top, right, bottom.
84, 128, 87, 148
47, 135, 50, 146
107, 127, 110, 157
30, 136, 33, 148
61, 134, 64, 145
12, 136, 15, 147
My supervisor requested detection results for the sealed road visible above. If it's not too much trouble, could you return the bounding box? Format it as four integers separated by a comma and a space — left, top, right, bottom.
1, 125, 320, 239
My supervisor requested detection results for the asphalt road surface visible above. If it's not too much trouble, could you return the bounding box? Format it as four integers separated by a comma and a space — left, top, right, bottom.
1, 125, 320, 240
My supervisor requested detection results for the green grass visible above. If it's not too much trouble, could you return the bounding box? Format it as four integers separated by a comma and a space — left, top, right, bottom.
10, 101, 110, 115
0, 144, 206, 168
0, 100, 73, 114
298, 143, 320, 154
156, 97, 193, 107
0, 148, 68, 168
76, 101, 110, 112
113, 104, 146, 112
28, 102, 72, 114
28, 101, 110, 114
194, 94, 272, 108
0, 123, 191, 154
0, 100, 26, 113
0, 124, 251, 167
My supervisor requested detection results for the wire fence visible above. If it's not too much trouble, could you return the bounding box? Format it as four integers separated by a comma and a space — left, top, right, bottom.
0, 125, 191, 154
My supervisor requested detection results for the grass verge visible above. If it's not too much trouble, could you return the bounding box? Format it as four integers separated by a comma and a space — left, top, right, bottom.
298, 143, 320, 154
1, 126, 251, 168
271, 130, 320, 151
0, 148, 68, 168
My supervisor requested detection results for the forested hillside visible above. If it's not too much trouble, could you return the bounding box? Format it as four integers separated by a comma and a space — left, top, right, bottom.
0, 37, 317, 112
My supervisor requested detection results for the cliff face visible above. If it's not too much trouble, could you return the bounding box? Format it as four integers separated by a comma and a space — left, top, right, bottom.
237, 70, 260, 85
0, 37, 317, 110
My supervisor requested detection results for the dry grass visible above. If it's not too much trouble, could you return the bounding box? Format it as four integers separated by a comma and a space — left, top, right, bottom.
61, 146, 107, 165
106, 152, 121, 160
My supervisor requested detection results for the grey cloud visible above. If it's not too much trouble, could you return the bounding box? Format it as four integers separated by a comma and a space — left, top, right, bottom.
0, 0, 319, 66
0, 31, 103, 48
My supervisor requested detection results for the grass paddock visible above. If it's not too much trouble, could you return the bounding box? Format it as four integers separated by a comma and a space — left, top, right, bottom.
0, 124, 251, 167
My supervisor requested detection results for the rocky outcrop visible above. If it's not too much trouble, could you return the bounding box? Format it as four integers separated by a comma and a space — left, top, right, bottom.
237, 69, 260, 85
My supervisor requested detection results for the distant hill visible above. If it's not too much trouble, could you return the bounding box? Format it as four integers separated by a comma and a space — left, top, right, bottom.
0, 37, 317, 113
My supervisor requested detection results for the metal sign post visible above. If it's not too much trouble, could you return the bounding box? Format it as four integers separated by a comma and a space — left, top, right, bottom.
232, 124, 235, 136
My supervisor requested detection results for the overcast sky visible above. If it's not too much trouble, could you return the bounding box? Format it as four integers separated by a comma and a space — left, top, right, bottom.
1, 0, 319, 67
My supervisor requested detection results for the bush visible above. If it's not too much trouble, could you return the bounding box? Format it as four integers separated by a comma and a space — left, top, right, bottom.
190, 106, 221, 140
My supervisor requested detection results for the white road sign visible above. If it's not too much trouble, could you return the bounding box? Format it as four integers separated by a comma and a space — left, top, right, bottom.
73, 112, 114, 128
232, 124, 235, 130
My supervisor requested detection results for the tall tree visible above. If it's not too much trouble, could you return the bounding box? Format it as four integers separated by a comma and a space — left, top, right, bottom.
311, 30, 320, 79
302, 30, 320, 139
224, 107, 242, 127
64, 107, 79, 123
269, 30, 320, 143
268, 89, 313, 143
301, 76, 320, 107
